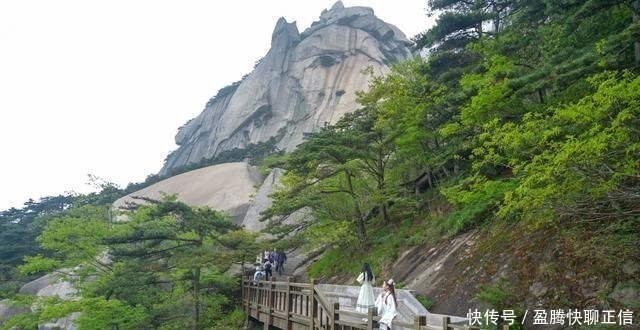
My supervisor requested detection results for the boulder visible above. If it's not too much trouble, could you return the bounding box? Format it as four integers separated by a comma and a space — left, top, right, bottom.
0, 300, 29, 324
19, 273, 76, 299
14, 273, 77, 330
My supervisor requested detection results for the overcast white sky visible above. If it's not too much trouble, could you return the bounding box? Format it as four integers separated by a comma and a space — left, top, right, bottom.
0, 0, 432, 211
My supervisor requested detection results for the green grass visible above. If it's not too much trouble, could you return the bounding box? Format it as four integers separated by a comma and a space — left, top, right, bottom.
308, 212, 440, 281
415, 295, 433, 310
440, 178, 519, 234
256, 152, 287, 177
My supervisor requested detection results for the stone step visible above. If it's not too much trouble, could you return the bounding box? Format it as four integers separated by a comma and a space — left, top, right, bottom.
278, 254, 304, 276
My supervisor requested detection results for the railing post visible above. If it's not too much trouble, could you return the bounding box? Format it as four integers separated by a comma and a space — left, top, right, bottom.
367, 307, 377, 330
442, 316, 450, 330
285, 276, 291, 329
242, 276, 249, 328
257, 279, 262, 308
264, 277, 273, 330
309, 279, 316, 330
332, 302, 340, 330
502, 324, 510, 330
414, 315, 426, 330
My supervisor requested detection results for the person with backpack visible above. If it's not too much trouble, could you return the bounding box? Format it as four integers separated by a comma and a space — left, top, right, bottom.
252, 265, 264, 285
262, 258, 273, 281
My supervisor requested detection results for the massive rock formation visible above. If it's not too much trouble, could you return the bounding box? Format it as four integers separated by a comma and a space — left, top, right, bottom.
114, 162, 261, 224
160, 1, 413, 175
241, 168, 284, 233
241, 168, 310, 233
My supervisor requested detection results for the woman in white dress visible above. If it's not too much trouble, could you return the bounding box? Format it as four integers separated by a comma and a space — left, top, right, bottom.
375, 279, 397, 330
356, 263, 376, 313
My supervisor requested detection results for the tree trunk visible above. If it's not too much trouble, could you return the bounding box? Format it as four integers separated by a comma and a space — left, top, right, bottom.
376, 154, 391, 224
378, 180, 391, 224
192, 266, 201, 330
381, 203, 391, 224
537, 88, 545, 104
344, 170, 367, 244
192, 236, 203, 330
441, 165, 450, 178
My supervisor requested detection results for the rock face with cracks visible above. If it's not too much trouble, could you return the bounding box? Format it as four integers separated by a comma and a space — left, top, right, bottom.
160, 1, 413, 175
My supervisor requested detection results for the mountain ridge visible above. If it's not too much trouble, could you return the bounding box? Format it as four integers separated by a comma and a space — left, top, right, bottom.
160, 1, 414, 175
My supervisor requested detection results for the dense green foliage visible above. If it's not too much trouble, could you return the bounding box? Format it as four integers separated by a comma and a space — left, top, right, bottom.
0, 176, 124, 297
2, 196, 252, 330
264, 0, 640, 314
166, 136, 281, 176
0, 196, 74, 295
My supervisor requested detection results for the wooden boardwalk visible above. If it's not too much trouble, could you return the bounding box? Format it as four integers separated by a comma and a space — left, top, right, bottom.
242, 277, 509, 330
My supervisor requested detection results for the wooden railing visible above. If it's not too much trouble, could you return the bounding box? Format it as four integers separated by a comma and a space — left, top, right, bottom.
242, 277, 509, 330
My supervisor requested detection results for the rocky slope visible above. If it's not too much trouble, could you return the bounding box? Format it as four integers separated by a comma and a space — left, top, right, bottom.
385, 225, 640, 328
114, 162, 261, 224
160, 1, 413, 175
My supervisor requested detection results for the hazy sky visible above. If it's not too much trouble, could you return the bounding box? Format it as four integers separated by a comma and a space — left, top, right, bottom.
0, 0, 433, 211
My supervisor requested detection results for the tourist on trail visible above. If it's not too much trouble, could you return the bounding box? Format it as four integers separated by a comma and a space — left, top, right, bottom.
263, 258, 273, 281
375, 279, 398, 330
252, 265, 264, 285
263, 249, 271, 262
270, 248, 278, 265
356, 263, 376, 314
276, 249, 287, 275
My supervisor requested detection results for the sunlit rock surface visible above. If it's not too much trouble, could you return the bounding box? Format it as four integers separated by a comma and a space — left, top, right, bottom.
160, 1, 413, 174
114, 162, 261, 223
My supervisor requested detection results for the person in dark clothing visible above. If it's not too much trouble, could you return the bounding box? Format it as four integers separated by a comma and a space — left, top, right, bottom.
263, 259, 273, 281
276, 250, 287, 276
